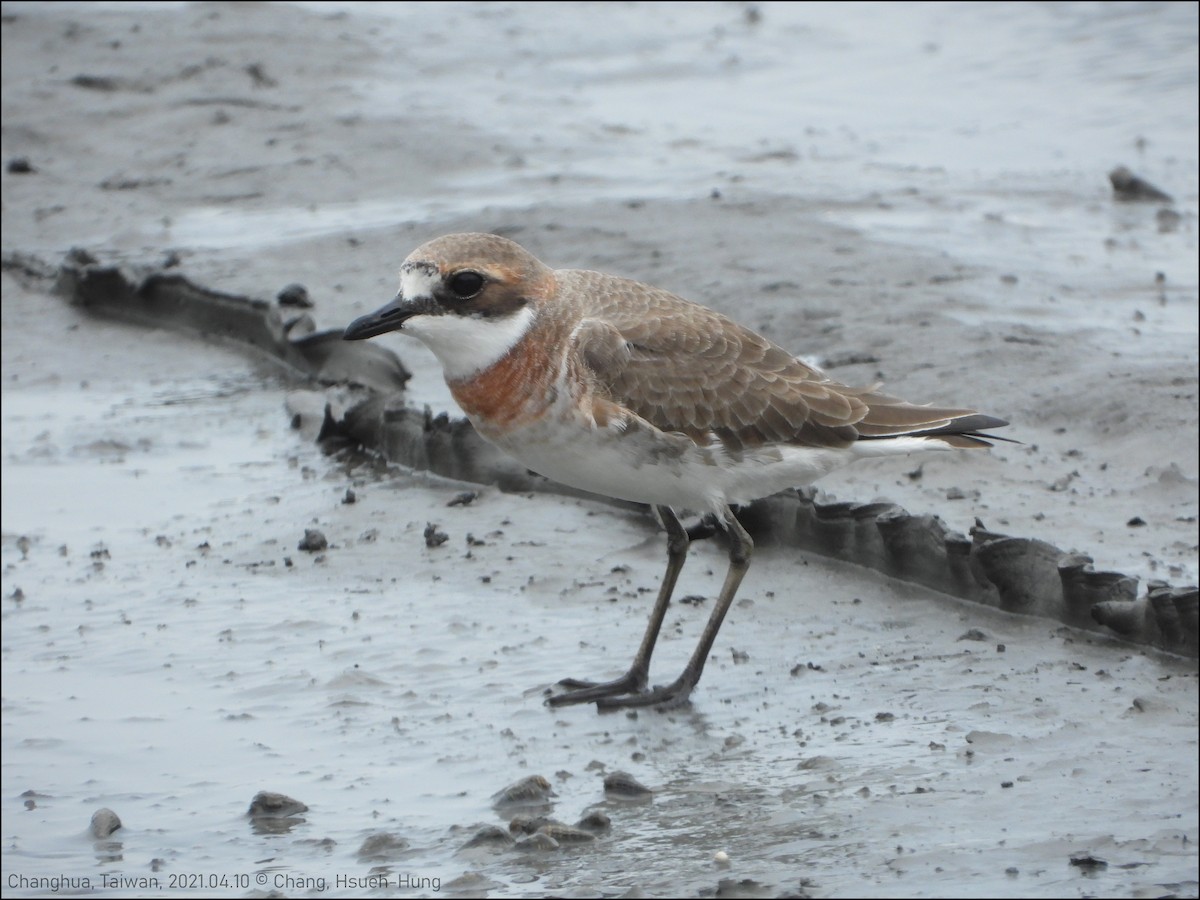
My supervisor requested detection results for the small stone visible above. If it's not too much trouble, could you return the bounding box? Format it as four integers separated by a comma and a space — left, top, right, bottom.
247, 791, 307, 819
424, 523, 449, 548
603, 771, 652, 797
515, 832, 560, 852
576, 810, 611, 832
444, 873, 503, 891
89, 808, 121, 838
1109, 166, 1173, 203
508, 814, 558, 835
460, 825, 514, 849
1156, 208, 1181, 233
537, 823, 597, 843
276, 283, 313, 308
356, 832, 409, 861
492, 775, 555, 809
298, 529, 328, 551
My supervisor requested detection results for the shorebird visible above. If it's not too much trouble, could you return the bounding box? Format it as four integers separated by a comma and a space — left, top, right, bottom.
343, 233, 1008, 709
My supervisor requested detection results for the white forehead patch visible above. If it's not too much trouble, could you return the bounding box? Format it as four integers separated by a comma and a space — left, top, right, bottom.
403, 304, 535, 381
398, 264, 441, 301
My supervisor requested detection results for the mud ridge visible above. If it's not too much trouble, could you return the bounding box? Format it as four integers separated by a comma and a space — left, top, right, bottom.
5, 249, 412, 395
30, 250, 1198, 659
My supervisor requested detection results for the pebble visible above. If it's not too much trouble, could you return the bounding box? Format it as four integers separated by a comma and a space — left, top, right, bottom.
277, 283, 313, 308
356, 832, 410, 861
492, 774, 555, 809
297, 528, 328, 551
89, 808, 121, 838
247, 791, 308, 819
603, 771, 652, 797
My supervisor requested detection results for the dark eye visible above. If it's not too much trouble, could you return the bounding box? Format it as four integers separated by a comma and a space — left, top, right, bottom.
446, 271, 485, 299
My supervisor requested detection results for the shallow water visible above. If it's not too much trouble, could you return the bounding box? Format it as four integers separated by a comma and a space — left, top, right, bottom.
4, 314, 1196, 897
163, 1, 1198, 330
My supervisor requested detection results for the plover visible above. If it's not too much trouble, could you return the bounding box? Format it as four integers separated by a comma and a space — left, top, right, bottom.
344, 233, 1008, 709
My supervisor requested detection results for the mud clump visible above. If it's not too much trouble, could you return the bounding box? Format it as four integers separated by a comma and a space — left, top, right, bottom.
507, 814, 558, 835
603, 771, 652, 798
247, 791, 308, 819
460, 825, 515, 850
515, 832, 560, 852
508, 815, 596, 843
1109, 165, 1173, 203
1069, 852, 1108, 871
424, 523, 449, 548
89, 808, 122, 838
356, 832, 410, 861
536, 822, 597, 843
491, 774, 555, 810
577, 810, 612, 832
298, 529, 328, 552
277, 283, 313, 308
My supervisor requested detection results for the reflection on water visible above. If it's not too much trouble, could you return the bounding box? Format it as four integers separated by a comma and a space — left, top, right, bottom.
163, 2, 1197, 342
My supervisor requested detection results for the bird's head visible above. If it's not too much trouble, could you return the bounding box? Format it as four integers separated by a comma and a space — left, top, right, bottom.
343, 233, 555, 379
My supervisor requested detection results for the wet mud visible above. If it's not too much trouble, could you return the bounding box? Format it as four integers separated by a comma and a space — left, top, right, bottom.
27, 250, 1197, 658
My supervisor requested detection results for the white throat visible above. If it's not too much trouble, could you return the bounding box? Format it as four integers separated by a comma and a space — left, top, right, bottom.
403, 303, 535, 381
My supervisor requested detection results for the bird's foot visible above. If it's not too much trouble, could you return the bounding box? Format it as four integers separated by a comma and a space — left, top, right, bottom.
545, 670, 647, 707
547, 673, 697, 711
595, 681, 700, 715
593, 677, 696, 711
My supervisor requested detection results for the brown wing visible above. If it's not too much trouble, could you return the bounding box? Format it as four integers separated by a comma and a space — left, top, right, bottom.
565, 270, 1006, 452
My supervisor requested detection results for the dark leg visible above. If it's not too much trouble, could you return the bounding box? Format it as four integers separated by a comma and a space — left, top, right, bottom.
547, 506, 689, 706
595, 505, 752, 710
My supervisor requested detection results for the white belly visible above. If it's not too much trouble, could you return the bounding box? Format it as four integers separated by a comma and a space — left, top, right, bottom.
475, 413, 879, 514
